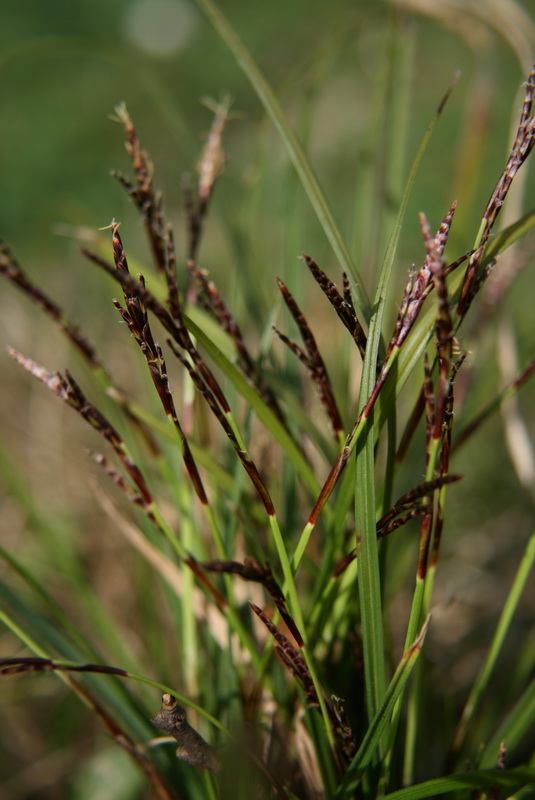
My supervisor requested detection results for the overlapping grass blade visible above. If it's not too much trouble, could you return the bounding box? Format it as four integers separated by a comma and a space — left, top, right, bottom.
333, 617, 429, 799
184, 312, 321, 497
379, 767, 535, 800
354, 74, 458, 726
0, 596, 153, 741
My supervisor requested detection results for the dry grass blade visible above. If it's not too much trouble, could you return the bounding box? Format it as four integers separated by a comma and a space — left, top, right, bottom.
185, 97, 231, 261
94, 484, 230, 648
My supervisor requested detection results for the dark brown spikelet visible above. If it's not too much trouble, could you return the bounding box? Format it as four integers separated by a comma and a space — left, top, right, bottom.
7, 349, 153, 506
111, 258, 209, 506
420, 211, 453, 440
422, 353, 435, 462
458, 65, 535, 315
250, 605, 356, 763
302, 254, 367, 357
376, 507, 431, 539
85, 224, 232, 419
184, 556, 228, 609
165, 225, 181, 322
387, 200, 457, 360
376, 474, 462, 538
83, 247, 178, 338
334, 473, 462, 578
88, 450, 154, 512
250, 603, 317, 704
0, 656, 130, 679
191, 260, 256, 376
0, 236, 165, 456
0, 239, 101, 368
275, 276, 343, 438
190, 261, 287, 424
112, 104, 167, 275
202, 558, 303, 646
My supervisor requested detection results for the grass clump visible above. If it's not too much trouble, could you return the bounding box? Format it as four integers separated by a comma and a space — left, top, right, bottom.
1, 5, 535, 799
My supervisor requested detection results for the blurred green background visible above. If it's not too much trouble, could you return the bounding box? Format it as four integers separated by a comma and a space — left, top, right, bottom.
1, 1, 533, 545
0, 0, 533, 264
0, 0, 534, 797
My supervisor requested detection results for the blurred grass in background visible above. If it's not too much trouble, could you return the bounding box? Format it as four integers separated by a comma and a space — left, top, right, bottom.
0, 0, 534, 797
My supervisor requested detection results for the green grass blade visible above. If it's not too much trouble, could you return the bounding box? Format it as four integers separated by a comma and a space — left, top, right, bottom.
0, 543, 98, 658
0, 595, 154, 741
355, 74, 457, 726
482, 207, 535, 265
379, 767, 535, 800
479, 675, 535, 769
192, 0, 371, 320
267, 512, 338, 755
0, 596, 228, 738
333, 617, 429, 799
354, 410, 386, 724
352, 12, 414, 296
508, 785, 535, 800
0, 604, 51, 659
453, 531, 535, 755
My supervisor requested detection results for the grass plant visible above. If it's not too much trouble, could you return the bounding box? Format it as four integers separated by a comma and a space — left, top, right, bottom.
1, 3, 535, 799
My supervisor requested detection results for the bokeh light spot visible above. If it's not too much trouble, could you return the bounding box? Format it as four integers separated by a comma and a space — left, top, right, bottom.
122, 0, 199, 57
